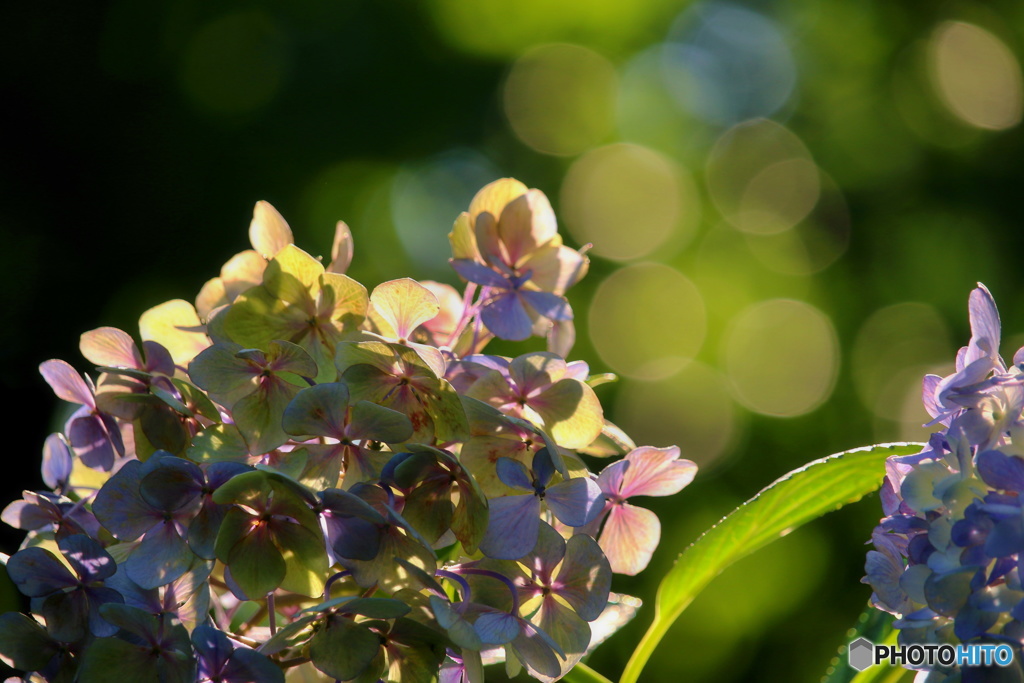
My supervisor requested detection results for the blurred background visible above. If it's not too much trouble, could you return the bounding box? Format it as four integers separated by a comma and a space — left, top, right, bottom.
4, 0, 1024, 680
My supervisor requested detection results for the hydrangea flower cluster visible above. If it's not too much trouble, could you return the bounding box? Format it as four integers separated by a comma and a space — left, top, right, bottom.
866, 284, 1024, 681
0, 178, 697, 683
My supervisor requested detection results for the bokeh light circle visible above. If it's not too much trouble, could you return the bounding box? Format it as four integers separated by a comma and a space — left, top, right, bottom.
179, 11, 288, 116
723, 299, 838, 417
589, 263, 706, 380
561, 143, 698, 261
391, 150, 500, 276
851, 302, 951, 418
706, 119, 819, 235
503, 43, 618, 156
615, 362, 740, 469
664, 2, 796, 125
743, 170, 850, 275
928, 21, 1023, 131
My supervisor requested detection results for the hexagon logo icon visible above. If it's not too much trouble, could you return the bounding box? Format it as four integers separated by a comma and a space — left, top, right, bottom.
848, 637, 875, 672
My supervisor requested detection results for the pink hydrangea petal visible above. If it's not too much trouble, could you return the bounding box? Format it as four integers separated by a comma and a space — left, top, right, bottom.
599, 503, 660, 576
79, 327, 143, 369
618, 446, 697, 499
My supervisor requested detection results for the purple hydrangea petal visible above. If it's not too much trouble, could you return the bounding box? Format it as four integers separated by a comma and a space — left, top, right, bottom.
2, 497, 60, 532
544, 477, 604, 528
59, 534, 117, 583
140, 456, 204, 512
324, 514, 382, 562
449, 259, 510, 289
976, 450, 1024, 492
984, 515, 1024, 558
192, 624, 234, 678
557, 534, 612, 621
478, 494, 540, 560
83, 587, 125, 637
42, 433, 73, 492
80, 327, 144, 369
39, 360, 95, 408
93, 460, 161, 541
596, 460, 628, 497
495, 457, 533, 492
68, 413, 120, 471
509, 620, 564, 678
6, 547, 77, 597
965, 284, 1002, 366
531, 449, 556, 489
220, 647, 285, 683
953, 602, 999, 641
480, 292, 533, 342
473, 611, 520, 645
142, 340, 176, 376
126, 522, 194, 589
520, 290, 571, 321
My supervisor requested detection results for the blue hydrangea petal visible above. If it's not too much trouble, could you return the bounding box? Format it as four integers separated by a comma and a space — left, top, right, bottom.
60, 534, 118, 583
42, 433, 73, 492
557, 534, 612, 621
220, 647, 286, 683
977, 450, 1024, 492
139, 457, 204, 512
495, 457, 533, 492
924, 567, 975, 617
544, 477, 605, 528
480, 292, 533, 342
192, 624, 234, 679
93, 460, 160, 541
520, 291, 571, 322
6, 547, 77, 597
478, 494, 540, 560
531, 449, 555, 489
449, 259, 509, 289
126, 522, 194, 589
984, 515, 1024, 558
473, 611, 520, 645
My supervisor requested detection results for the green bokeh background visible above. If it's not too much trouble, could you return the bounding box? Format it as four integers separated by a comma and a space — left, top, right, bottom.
4, 1, 1024, 681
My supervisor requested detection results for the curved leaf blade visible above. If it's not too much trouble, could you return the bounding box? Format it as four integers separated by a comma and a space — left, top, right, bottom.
619, 442, 923, 683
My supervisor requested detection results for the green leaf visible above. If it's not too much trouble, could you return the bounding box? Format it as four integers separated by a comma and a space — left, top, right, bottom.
562, 663, 614, 683
619, 442, 924, 683
821, 608, 906, 683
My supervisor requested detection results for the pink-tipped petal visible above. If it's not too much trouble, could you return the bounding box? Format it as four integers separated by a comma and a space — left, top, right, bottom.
599, 503, 660, 576
40, 360, 95, 408
80, 327, 143, 369
617, 446, 697, 499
